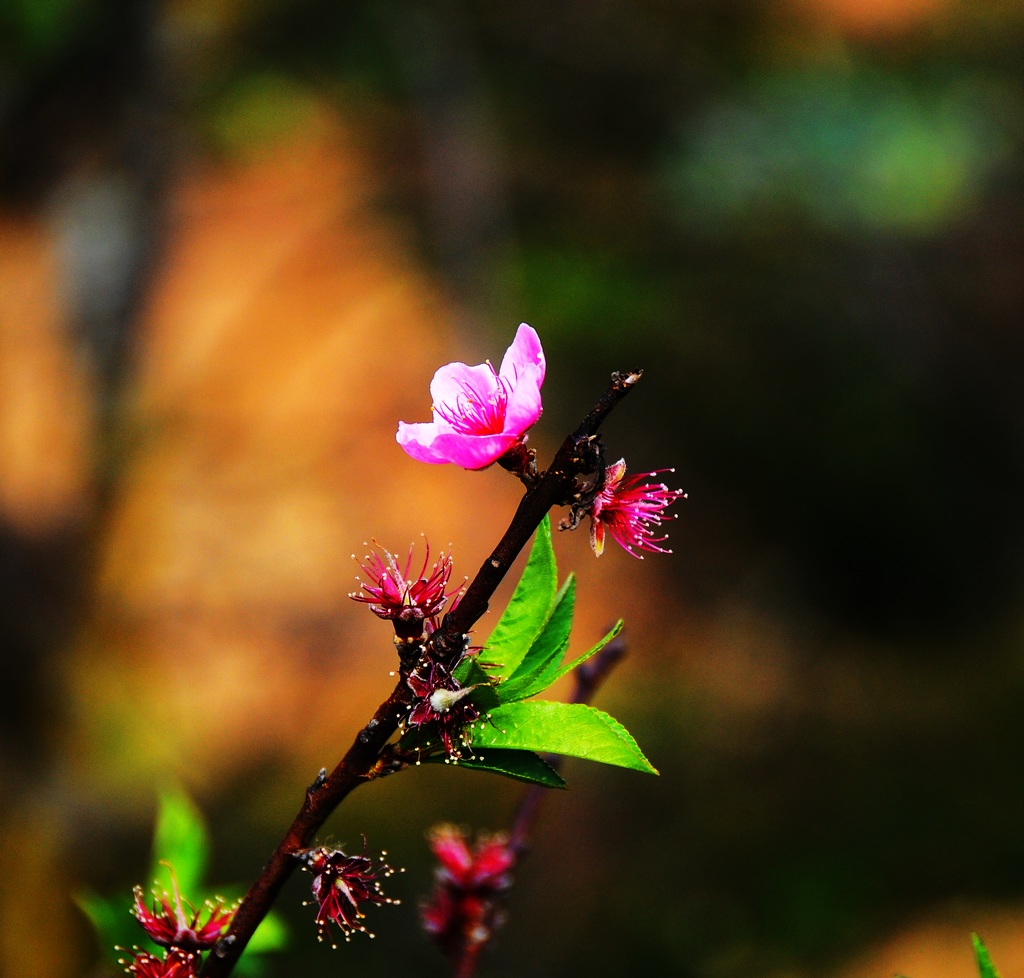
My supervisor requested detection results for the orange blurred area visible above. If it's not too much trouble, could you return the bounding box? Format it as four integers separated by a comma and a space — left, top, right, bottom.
839, 908, 1024, 977
67, 123, 465, 789
0, 218, 90, 535
789, 0, 954, 35
0, 113, 665, 976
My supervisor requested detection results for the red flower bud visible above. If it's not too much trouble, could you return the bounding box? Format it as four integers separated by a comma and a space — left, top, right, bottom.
300, 845, 400, 946
131, 867, 234, 953
421, 825, 515, 958
121, 948, 198, 978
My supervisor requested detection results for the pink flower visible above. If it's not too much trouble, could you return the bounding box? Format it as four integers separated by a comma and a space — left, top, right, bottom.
589, 459, 686, 558
397, 323, 545, 469
122, 948, 198, 978
131, 869, 234, 952
350, 540, 461, 640
421, 825, 515, 956
301, 845, 400, 945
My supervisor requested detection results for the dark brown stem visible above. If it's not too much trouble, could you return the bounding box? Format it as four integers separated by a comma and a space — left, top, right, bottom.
201, 682, 410, 976
200, 370, 640, 977
434, 369, 641, 658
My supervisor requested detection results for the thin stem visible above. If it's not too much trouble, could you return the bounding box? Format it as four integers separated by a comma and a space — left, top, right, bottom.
200, 370, 640, 978
454, 942, 483, 978
201, 682, 410, 976
435, 369, 641, 655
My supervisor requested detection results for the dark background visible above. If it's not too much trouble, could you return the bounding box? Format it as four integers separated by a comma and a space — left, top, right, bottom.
2, 1, 1024, 975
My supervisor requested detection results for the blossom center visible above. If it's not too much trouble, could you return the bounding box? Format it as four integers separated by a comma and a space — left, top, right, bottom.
434, 370, 510, 436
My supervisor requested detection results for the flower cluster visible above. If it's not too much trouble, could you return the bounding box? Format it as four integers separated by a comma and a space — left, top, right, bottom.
132, 875, 235, 953
349, 539, 486, 759
350, 540, 462, 641
121, 869, 234, 977
420, 824, 516, 958
395, 323, 685, 559
300, 845, 400, 945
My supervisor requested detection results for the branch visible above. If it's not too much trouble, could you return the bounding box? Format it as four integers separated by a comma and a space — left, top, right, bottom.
200, 369, 640, 977
435, 369, 641, 655
200, 682, 410, 976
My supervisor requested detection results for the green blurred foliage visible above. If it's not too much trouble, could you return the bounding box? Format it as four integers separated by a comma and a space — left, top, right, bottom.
0, 0, 91, 63
664, 67, 1019, 235
78, 788, 286, 975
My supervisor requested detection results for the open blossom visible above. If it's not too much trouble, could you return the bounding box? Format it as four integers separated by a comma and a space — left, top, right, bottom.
350, 540, 461, 640
589, 459, 686, 558
301, 845, 400, 945
421, 824, 515, 957
397, 323, 545, 469
132, 870, 234, 952
122, 948, 198, 978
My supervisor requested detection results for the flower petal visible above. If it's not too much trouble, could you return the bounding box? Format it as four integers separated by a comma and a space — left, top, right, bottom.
429, 361, 500, 412
430, 827, 474, 877
396, 421, 456, 463
498, 323, 545, 387
397, 323, 546, 467
501, 362, 544, 436
426, 430, 518, 469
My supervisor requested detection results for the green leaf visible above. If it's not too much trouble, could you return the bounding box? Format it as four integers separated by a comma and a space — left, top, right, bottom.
973, 934, 1001, 978
497, 634, 570, 703
75, 891, 146, 964
506, 574, 575, 682
497, 575, 576, 703
249, 911, 289, 954
471, 701, 658, 774
472, 684, 502, 713
75, 891, 119, 943
452, 654, 493, 687
423, 747, 567, 787
543, 619, 624, 688
151, 787, 208, 896
501, 618, 623, 704
480, 515, 557, 680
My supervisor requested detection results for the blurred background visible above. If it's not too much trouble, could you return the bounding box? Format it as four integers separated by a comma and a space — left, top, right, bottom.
2, 0, 1024, 975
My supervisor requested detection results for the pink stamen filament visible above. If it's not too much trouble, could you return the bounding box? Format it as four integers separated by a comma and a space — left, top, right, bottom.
434, 372, 511, 436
